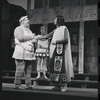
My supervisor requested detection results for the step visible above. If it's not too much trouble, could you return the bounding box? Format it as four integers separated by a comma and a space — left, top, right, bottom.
2, 76, 98, 88
74, 73, 98, 81
2, 76, 98, 84
2, 70, 98, 80
70, 80, 98, 88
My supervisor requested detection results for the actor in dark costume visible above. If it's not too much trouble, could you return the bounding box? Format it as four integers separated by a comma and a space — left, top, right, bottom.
37, 15, 74, 92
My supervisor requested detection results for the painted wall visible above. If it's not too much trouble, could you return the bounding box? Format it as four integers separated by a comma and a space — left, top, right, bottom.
27, 5, 97, 24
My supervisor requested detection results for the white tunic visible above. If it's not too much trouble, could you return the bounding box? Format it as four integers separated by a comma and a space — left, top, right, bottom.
35, 37, 49, 57
12, 26, 36, 60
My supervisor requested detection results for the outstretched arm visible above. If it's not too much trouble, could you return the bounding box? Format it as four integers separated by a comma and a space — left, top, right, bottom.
37, 29, 55, 40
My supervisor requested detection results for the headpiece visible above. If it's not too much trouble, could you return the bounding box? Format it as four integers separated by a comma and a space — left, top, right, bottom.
19, 16, 27, 22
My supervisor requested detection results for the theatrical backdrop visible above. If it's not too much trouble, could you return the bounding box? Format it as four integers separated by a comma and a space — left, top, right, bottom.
2, 0, 99, 75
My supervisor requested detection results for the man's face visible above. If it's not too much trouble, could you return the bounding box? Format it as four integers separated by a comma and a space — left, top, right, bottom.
23, 17, 30, 27
40, 28, 46, 35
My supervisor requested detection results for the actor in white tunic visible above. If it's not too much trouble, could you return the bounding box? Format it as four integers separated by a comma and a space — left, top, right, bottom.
12, 16, 36, 89
35, 26, 49, 79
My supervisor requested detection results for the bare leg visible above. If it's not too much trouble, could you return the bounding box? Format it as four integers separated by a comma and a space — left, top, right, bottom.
43, 71, 48, 79
42, 57, 48, 79
36, 57, 41, 78
36, 71, 40, 78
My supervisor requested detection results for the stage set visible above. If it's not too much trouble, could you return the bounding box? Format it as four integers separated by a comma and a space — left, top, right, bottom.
2, 0, 99, 100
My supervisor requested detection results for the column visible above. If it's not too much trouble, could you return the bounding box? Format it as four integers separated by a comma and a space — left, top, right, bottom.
42, 0, 49, 33
78, 0, 85, 73
27, 0, 31, 11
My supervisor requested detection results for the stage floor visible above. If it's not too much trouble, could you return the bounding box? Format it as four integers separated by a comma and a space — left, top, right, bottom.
2, 83, 98, 98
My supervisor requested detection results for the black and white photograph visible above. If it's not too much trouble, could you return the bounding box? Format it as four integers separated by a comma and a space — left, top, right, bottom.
1, 0, 99, 100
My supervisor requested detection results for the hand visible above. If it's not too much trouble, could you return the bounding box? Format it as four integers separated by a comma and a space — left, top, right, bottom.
36, 35, 42, 39
31, 38, 37, 43
32, 34, 35, 39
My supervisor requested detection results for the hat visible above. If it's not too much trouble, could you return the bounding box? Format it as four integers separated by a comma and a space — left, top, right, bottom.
19, 16, 27, 22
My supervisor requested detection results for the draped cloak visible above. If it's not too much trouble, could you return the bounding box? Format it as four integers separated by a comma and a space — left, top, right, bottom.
50, 26, 74, 82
